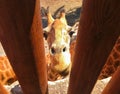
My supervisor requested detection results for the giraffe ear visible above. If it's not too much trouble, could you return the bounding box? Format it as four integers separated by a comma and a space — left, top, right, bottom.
69, 22, 79, 43
43, 31, 49, 40
59, 9, 67, 25
67, 25, 72, 32
43, 7, 54, 40
43, 26, 51, 40
46, 7, 54, 25
69, 22, 79, 36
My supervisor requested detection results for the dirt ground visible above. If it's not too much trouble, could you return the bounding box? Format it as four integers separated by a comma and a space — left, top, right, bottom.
40, 0, 83, 14
40, 0, 83, 28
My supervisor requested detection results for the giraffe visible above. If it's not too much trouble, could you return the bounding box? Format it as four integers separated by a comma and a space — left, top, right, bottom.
45, 9, 120, 80
99, 36, 120, 79
43, 8, 74, 81
0, 56, 16, 85
43, 7, 120, 81
0, 82, 9, 94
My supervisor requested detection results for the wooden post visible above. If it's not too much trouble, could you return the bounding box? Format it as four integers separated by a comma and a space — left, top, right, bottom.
68, 0, 120, 94
0, 0, 48, 94
102, 67, 120, 94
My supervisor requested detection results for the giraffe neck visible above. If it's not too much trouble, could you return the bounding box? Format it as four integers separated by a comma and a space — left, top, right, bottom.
99, 36, 120, 79
0, 82, 9, 94
0, 56, 16, 85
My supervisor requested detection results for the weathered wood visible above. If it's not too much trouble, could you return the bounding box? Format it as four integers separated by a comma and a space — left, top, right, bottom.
30, 0, 48, 94
68, 0, 120, 94
102, 67, 120, 94
0, 0, 47, 94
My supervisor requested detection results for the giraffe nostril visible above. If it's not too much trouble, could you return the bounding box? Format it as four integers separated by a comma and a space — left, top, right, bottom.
63, 47, 66, 52
50, 47, 55, 55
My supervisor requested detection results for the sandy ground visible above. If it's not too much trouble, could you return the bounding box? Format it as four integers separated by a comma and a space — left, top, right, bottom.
40, 0, 83, 14
5, 76, 111, 94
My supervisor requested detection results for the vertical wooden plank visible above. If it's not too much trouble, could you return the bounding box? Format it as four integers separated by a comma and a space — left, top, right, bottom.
102, 67, 120, 94
68, 0, 120, 94
30, 0, 48, 94
0, 0, 48, 94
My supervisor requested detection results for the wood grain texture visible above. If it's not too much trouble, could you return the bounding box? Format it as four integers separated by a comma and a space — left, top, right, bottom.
68, 0, 120, 94
0, 0, 48, 94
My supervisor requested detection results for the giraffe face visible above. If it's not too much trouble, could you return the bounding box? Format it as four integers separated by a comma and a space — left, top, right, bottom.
44, 11, 72, 75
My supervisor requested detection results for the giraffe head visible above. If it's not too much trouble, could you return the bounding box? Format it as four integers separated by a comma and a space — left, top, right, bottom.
43, 8, 73, 76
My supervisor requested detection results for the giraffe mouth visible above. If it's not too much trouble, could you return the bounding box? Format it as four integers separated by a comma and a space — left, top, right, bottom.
58, 64, 71, 76
47, 62, 71, 81
50, 52, 71, 72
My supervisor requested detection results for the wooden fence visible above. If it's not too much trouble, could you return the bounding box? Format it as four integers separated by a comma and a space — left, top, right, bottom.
0, 0, 120, 94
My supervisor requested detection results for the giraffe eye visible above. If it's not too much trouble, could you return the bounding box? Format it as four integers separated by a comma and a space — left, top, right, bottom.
63, 47, 66, 52
50, 47, 55, 55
